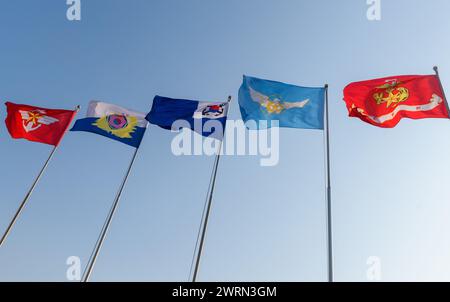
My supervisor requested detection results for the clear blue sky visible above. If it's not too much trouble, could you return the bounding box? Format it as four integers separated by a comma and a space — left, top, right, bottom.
1, 0, 450, 281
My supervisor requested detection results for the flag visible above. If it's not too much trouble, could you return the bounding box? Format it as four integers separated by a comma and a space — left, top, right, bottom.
71, 101, 148, 148
238, 75, 325, 129
343, 74, 449, 128
146, 96, 229, 139
5, 102, 77, 146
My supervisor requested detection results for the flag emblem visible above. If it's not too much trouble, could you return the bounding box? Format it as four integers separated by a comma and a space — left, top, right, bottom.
372, 80, 409, 108
19, 109, 60, 132
249, 86, 310, 114
93, 114, 139, 139
343, 74, 449, 127
71, 101, 148, 148
194, 103, 227, 119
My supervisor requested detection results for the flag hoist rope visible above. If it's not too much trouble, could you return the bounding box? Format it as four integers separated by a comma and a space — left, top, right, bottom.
191, 96, 232, 282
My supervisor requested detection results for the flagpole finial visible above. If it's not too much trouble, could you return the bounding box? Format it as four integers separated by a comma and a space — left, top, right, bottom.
325, 84, 329, 89
227, 96, 232, 103
433, 66, 440, 77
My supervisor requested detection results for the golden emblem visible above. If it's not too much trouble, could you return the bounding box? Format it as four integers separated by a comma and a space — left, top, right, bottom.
373, 80, 409, 108
93, 114, 139, 139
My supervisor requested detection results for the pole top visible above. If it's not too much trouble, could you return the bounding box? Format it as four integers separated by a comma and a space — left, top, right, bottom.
227, 96, 232, 103
433, 66, 440, 76
324, 84, 329, 89
75, 105, 81, 111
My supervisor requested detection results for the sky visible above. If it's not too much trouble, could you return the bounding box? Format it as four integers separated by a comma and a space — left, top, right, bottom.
1, 0, 450, 282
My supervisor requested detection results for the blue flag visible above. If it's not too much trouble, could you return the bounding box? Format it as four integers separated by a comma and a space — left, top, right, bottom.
146, 96, 229, 139
238, 75, 325, 129
71, 101, 148, 148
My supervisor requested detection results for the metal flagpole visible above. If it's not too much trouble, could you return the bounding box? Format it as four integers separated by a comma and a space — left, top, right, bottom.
324, 84, 334, 282
0, 146, 58, 248
433, 66, 450, 114
0, 105, 79, 248
192, 96, 232, 282
81, 147, 140, 282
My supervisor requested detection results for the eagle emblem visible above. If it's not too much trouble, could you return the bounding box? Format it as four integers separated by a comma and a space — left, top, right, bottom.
248, 86, 310, 114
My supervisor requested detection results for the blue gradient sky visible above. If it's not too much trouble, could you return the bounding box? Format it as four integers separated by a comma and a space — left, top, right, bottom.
1, 0, 450, 281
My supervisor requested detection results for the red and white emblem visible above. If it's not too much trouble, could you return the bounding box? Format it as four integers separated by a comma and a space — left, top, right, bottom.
19, 110, 59, 132
193, 102, 228, 119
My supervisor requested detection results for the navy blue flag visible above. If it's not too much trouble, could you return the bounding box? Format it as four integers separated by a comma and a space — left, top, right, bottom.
146, 96, 229, 139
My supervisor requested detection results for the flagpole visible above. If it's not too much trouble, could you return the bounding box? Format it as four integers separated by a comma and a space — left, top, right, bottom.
192, 96, 231, 282
324, 84, 334, 282
433, 66, 450, 114
0, 145, 58, 248
81, 147, 140, 282
0, 105, 79, 248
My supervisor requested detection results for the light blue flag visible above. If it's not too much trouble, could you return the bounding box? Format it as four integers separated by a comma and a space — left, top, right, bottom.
238, 75, 325, 129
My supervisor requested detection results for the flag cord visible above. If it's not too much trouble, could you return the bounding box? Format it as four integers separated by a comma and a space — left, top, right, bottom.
81, 147, 140, 282
0, 145, 58, 248
324, 84, 334, 282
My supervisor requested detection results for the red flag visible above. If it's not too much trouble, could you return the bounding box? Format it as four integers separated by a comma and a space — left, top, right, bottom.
343, 74, 449, 128
5, 102, 78, 146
